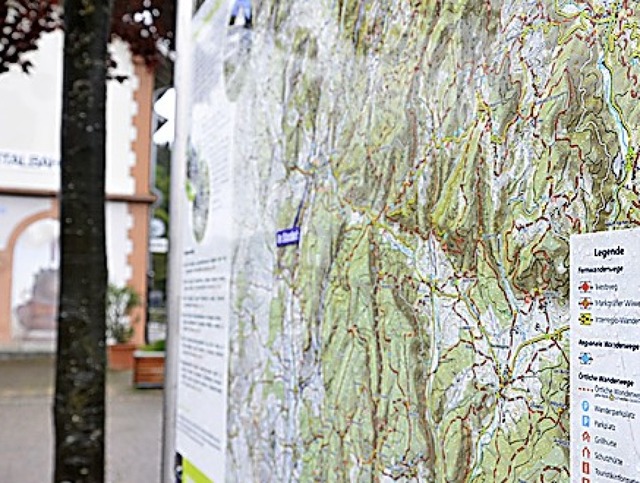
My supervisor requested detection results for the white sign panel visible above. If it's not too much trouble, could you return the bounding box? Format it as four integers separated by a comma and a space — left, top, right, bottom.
175, 0, 237, 481
571, 229, 640, 482
150, 237, 168, 254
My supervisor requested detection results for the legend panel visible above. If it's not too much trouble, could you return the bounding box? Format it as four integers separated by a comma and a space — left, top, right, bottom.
571, 230, 640, 482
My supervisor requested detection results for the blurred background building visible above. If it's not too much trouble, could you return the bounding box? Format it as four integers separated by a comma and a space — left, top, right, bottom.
0, 31, 155, 351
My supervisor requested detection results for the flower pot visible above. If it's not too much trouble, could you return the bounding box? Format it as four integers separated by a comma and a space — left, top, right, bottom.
107, 343, 137, 371
133, 350, 165, 388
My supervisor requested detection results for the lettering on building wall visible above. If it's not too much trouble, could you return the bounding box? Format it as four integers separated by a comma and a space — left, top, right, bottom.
0, 151, 59, 169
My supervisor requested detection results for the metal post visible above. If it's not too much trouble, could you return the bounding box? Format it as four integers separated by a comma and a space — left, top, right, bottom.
161, 0, 192, 480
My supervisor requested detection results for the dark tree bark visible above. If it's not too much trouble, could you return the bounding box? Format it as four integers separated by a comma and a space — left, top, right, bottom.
54, 0, 113, 481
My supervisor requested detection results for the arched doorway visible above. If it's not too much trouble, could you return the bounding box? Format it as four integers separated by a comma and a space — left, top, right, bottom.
0, 204, 59, 344
12, 218, 59, 341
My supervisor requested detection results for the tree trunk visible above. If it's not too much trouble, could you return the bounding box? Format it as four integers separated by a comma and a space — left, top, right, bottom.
54, 0, 113, 481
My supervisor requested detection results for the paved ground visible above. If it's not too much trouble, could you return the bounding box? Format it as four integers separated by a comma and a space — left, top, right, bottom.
0, 356, 164, 482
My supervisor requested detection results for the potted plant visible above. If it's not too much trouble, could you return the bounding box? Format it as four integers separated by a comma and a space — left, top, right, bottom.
106, 284, 140, 370
133, 338, 165, 388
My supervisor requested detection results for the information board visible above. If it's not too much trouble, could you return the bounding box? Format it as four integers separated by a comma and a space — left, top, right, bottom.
174, 0, 236, 481
167, 0, 640, 479
571, 230, 640, 482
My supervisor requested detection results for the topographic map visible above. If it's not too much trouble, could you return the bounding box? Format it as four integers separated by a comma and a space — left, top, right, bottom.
216, 0, 640, 480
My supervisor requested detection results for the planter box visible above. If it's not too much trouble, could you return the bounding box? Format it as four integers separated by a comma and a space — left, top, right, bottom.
133, 350, 165, 389
107, 343, 137, 371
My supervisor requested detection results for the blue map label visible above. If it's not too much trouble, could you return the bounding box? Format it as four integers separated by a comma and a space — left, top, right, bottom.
276, 227, 301, 247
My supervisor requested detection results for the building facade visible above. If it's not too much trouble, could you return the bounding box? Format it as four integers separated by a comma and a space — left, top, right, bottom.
0, 32, 154, 351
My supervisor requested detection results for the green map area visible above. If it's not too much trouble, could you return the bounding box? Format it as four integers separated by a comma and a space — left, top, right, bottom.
221, 0, 640, 480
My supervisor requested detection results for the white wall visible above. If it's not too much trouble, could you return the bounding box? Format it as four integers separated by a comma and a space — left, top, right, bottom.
106, 39, 138, 196
0, 32, 138, 195
106, 201, 134, 287
0, 31, 62, 192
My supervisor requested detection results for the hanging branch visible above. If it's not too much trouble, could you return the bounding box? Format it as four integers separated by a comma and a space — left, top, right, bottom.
0, 0, 62, 74
111, 0, 175, 68
0, 0, 175, 75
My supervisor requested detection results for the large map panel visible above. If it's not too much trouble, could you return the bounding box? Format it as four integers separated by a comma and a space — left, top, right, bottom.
192, 0, 640, 480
